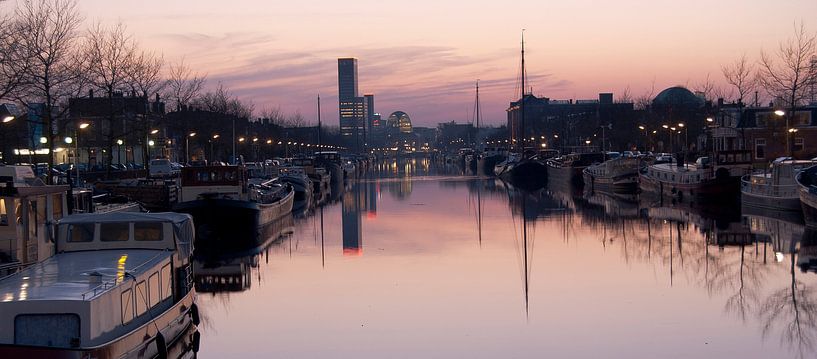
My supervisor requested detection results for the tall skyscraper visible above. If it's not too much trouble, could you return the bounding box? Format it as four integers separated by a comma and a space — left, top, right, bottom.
338, 58, 366, 150
364, 94, 374, 144
338, 58, 359, 100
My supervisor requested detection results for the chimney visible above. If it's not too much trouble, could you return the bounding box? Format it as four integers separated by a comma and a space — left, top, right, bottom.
89, 89, 94, 98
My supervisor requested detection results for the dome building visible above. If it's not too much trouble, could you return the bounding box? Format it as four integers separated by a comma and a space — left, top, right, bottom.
652, 86, 705, 109
387, 111, 413, 134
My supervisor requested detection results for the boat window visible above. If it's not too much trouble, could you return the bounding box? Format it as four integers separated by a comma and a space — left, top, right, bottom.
121, 288, 134, 324
0, 199, 7, 226
15, 314, 80, 348
52, 194, 63, 221
161, 264, 172, 300
134, 222, 162, 241
135, 281, 148, 316
100, 222, 130, 241
68, 223, 95, 242
148, 272, 160, 307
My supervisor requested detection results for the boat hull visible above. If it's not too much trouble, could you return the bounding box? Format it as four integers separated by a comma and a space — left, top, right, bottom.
0, 292, 196, 359
800, 186, 817, 228
583, 172, 639, 194
741, 191, 801, 212
174, 193, 293, 253
639, 173, 739, 203
499, 159, 547, 190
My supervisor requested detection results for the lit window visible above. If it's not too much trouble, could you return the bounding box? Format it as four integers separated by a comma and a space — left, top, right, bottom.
121, 289, 133, 324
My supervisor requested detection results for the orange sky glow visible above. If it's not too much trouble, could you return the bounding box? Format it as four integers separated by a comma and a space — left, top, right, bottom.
56, 1, 817, 126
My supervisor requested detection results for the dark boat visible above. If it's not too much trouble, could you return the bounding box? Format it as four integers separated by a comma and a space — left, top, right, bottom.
547, 152, 606, 189
173, 165, 294, 254
639, 158, 739, 203
582, 156, 643, 194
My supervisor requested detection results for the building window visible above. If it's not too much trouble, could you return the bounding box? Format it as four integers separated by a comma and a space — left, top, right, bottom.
794, 137, 804, 152
755, 138, 766, 159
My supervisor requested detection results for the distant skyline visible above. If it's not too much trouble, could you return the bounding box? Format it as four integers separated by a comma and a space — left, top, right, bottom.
53, 1, 817, 126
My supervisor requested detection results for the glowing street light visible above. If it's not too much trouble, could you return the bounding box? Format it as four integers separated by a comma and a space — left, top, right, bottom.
150, 129, 159, 135
79, 122, 90, 129
774, 110, 785, 117
64, 136, 73, 144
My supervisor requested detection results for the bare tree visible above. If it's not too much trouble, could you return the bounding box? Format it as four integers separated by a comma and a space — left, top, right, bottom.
287, 110, 305, 127
85, 22, 138, 173
758, 22, 816, 112
125, 49, 164, 166
0, 11, 28, 101
126, 49, 164, 98
165, 58, 206, 111
692, 73, 716, 102
616, 85, 633, 104
634, 79, 656, 110
260, 105, 286, 126
13, 0, 85, 184
722, 54, 757, 104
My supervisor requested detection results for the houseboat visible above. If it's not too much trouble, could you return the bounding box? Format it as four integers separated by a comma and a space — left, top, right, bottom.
278, 166, 313, 204
173, 165, 294, 253
741, 157, 816, 212
546, 152, 606, 188
582, 157, 643, 194
290, 157, 331, 195
0, 212, 198, 358
639, 158, 738, 202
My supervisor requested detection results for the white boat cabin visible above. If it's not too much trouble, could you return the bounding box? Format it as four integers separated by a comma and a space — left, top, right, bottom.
0, 212, 194, 350
0, 165, 69, 266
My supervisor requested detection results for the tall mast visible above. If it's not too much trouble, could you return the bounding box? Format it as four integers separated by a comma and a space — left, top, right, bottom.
520, 30, 526, 153
317, 94, 322, 147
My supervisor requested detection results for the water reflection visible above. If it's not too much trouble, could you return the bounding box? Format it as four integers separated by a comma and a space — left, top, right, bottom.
195, 159, 817, 358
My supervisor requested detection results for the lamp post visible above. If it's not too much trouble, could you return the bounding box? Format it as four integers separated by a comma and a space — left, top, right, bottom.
186, 132, 196, 164
211, 134, 220, 162
116, 139, 123, 166
774, 110, 790, 157
662, 124, 674, 154
638, 125, 647, 152
76, 122, 89, 184
678, 123, 687, 167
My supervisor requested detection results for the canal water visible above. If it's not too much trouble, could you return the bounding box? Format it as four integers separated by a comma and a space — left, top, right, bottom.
195, 159, 817, 358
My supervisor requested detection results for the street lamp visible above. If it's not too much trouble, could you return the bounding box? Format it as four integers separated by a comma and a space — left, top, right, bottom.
638, 125, 647, 152
150, 129, 159, 135
775, 110, 792, 156
185, 132, 196, 163
75, 122, 89, 185
678, 123, 687, 167
116, 139, 124, 165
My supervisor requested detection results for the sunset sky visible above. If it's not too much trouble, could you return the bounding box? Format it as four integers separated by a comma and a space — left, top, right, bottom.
70, 1, 817, 127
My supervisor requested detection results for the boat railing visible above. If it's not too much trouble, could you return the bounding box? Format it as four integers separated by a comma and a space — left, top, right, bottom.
741, 174, 799, 198
81, 251, 167, 300
0, 261, 25, 281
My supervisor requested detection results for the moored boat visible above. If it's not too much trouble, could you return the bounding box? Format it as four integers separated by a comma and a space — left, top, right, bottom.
639, 158, 738, 202
0, 212, 198, 358
582, 157, 643, 194
547, 152, 606, 188
173, 165, 294, 253
741, 157, 815, 212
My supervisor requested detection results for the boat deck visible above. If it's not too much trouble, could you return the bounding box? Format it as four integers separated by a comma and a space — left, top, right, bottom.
0, 249, 168, 302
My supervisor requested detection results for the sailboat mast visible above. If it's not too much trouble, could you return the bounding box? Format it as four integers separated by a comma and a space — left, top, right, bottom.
317, 94, 322, 147
520, 30, 526, 153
